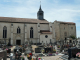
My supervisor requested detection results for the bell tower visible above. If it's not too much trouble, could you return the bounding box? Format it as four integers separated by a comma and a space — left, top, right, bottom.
37, 4, 44, 20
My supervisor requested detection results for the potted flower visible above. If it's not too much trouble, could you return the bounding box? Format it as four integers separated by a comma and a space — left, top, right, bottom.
27, 54, 30, 59
76, 52, 80, 59
57, 45, 60, 48
49, 53, 52, 56
38, 57, 42, 60
53, 49, 56, 53
20, 56, 25, 60
41, 49, 44, 53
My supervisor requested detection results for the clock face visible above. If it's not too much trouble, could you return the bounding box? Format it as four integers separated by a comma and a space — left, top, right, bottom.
39, 13, 43, 15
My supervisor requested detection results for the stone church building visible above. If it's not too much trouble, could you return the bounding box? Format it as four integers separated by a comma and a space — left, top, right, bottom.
0, 5, 76, 45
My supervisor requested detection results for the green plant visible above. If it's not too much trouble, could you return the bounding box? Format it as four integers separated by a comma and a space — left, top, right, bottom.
57, 45, 60, 48
70, 35, 76, 39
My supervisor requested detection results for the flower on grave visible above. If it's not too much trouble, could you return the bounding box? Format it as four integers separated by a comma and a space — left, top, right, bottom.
20, 56, 25, 59
38, 58, 42, 60
57, 45, 60, 48
6, 48, 8, 50
41, 49, 44, 53
27, 54, 30, 57
56, 52, 58, 54
76, 52, 80, 58
53, 49, 56, 52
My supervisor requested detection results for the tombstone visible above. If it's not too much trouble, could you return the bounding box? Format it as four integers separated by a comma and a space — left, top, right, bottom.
68, 47, 79, 60
14, 49, 17, 53
44, 48, 52, 53
8, 38, 11, 46
55, 45, 57, 51
19, 48, 22, 53
10, 53, 13, 60
25, 47, 31, 55
35, 48, 42, 53
76, 39, 80, 48
0, 50, 7, 60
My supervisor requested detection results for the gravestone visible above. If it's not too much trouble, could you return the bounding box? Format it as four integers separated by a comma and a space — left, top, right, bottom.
76, 39, 80, 48
10, 53, 13, 60
25, 47, 31, 55
68, 47, 79, 60
0, 50, 7, 60
44, 48, 52, 53
35, 48, 42, 53
55, 45, 57, 52
19, 48, 22, 53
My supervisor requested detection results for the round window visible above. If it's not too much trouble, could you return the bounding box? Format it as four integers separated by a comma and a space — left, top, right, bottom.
45, 35, 48, 38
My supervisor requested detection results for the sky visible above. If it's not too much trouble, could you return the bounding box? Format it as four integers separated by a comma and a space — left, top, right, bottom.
0, 0, 80, 38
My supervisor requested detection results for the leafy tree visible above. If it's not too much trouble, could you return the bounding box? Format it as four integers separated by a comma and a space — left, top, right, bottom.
70, 35, 76, 39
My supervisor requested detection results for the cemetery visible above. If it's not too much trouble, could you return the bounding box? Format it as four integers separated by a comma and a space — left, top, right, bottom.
0, 38, 79, 60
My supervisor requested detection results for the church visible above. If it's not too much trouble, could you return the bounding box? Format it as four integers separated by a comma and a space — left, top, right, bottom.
0, 5, 55, 45
0, 5, 76, 45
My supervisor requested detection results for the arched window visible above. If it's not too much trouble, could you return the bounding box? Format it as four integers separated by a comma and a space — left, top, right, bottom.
17, 27, 20, 34
64, 32, 67, 36
30, 27, 33, 38
3, 26, 7, 38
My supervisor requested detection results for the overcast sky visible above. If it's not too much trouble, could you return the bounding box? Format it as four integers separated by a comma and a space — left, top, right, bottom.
0, 0, 80, 38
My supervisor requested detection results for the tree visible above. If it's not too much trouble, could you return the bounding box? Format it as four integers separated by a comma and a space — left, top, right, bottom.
70, 35, 76, 39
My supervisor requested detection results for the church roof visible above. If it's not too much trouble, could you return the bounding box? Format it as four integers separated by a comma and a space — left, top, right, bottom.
55, 20, 75, 25
40, 30, 52, 34
0, 17, 49, 23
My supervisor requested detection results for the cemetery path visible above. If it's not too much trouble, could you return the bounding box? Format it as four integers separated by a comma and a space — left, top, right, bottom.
7, 55, 63, 60
39, 55, 63, 60
10, 46, 16, 52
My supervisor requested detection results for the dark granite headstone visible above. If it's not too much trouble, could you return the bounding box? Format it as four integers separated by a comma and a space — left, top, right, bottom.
35, 48, 42, 53
19, 49, 22, 53
14, 49, 17, 53
68, 47, 79, 60
44, 48, 52, 53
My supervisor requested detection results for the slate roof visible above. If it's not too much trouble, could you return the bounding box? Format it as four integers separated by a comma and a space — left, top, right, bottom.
0, 17, 49, 23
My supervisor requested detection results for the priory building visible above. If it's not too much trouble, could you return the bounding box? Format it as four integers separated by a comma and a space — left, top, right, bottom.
0, 5, 76, 45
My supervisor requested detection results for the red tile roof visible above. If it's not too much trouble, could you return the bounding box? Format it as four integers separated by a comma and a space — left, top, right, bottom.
56, 21, 75, 25
0, 17, 49, 23
40, 30, 52, 34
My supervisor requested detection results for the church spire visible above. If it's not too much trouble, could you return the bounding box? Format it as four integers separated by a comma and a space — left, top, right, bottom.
37, 1, 44, 20
39, 5, 42, 11
39, 1, 42, 11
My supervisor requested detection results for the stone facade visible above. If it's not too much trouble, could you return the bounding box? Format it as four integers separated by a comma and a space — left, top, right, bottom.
0, 22, 55, 45
54, 20, 76, 42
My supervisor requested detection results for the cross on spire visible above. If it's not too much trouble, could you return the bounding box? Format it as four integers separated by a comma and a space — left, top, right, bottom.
39, 1, 42, 11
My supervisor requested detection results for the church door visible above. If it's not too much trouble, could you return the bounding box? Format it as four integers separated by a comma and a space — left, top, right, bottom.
16, 40, 21, 45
